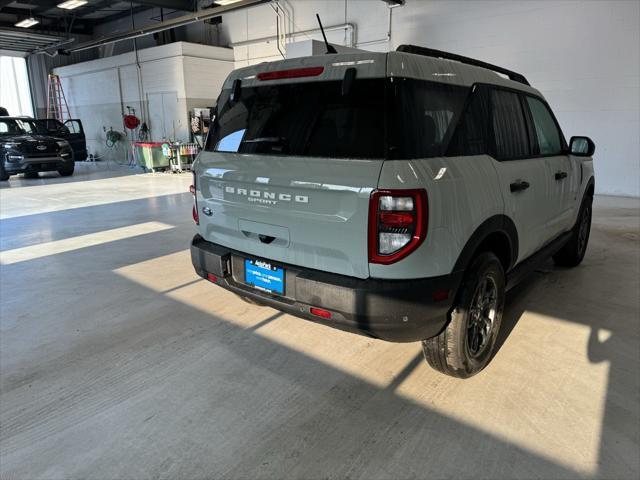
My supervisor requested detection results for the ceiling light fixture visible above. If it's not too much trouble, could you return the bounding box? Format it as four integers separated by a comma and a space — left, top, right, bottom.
15, 17, 39, 28
214, 0, 244, 5
57, 0, 88, 9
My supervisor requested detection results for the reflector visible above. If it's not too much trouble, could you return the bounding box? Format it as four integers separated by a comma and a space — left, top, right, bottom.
310, 307, 332, 319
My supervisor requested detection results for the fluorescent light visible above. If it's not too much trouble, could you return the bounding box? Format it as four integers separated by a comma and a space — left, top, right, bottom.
57, 0, 88, 9
15, 17, 39, 28
215, 0, 244, 5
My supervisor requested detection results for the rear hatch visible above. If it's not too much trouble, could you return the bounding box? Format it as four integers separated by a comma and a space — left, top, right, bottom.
194, 53, 387, 279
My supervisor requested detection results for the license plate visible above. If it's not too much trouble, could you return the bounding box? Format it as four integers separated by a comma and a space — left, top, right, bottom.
244, 259, 284, 295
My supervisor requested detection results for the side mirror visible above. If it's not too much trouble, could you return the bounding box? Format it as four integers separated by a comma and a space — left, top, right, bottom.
569, 136, 595, 157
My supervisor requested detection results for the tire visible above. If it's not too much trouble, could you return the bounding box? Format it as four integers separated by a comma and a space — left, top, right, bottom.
422, 252, 505, 378
553, 194, 592, 267
23, 170, 39, 179
57, 163, 75, 177
0, 162, 9, 181
236, 294, 265, 306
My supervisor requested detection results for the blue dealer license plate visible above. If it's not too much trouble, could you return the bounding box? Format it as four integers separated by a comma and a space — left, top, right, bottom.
244, 259, 285, 295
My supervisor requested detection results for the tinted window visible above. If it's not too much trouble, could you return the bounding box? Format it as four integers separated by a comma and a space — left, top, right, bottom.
526, 97, 563, 155
16, 119, 33, 133
30, 119, 69, 135
491, 89, 531, 160
0, 119, 23, 135
447, 86, 490, 156
390, 78, 467, 159
207, 79, 385, 159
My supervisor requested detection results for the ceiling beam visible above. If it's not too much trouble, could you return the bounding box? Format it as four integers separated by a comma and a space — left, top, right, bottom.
27, 0, 60, 15
133, 1, 193, 10
69, 0, 268, 52
0, 6, 94, 34
0, 21, 92, 36
92, 5, 151, 25
70, 0, 118, 17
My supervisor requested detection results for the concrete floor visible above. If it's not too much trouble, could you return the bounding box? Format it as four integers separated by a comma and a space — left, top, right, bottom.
1, 164, 638, 479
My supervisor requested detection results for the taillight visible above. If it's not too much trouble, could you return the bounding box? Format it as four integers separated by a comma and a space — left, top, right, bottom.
192, 204, 199, 225
190, 176, 199, 225
368, 189, 428, 264
257, 66, 324, 81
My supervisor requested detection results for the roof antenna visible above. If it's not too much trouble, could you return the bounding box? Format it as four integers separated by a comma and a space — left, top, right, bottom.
316, 14, 338, 54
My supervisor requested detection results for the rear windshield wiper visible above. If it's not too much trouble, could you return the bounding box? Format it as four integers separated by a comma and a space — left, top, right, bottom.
241, 137, 287, 144
241, 136, 289, 153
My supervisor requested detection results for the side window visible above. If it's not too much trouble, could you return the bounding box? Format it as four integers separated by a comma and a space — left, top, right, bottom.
64, 120, 81, 134
490, 89, 531, 160
447, 86, 490, 156
390, 79, 468, 159
525, 97, 563, 155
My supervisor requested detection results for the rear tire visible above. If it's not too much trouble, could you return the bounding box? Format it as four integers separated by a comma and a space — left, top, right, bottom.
422, 252, 505, 378
553, 195, 592, 267
57, 163, 75, 177
0, 162, 9, 181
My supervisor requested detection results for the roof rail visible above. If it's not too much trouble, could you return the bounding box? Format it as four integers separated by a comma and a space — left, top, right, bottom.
396, 45, 530, 86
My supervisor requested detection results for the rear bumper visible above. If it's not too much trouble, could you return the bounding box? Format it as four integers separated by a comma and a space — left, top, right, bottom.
191, 234, 462, 342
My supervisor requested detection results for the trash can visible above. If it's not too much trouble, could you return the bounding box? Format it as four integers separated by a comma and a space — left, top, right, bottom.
134, 142, 170, 171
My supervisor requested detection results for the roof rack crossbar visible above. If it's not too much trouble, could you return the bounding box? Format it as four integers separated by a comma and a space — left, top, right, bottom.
396, 45, 530, 86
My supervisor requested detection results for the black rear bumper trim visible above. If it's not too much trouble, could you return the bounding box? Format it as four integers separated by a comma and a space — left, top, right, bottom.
191, 234, 461, 342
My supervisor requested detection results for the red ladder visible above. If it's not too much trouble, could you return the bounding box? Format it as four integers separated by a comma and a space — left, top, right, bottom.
46, 74, 71, 122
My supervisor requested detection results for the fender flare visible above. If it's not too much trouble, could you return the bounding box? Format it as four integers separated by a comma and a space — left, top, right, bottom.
452, 215, 519, 274
584, 176, 595, 197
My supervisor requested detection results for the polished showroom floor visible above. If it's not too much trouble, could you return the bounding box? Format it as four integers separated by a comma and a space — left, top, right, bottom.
1, 164, 638, 479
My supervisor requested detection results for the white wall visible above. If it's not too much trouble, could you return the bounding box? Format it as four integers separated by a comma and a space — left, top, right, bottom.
217, 0, 640, 197
53, 42, 233, 159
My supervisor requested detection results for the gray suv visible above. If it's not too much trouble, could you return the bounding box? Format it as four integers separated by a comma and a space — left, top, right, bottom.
190, 46, 595, 377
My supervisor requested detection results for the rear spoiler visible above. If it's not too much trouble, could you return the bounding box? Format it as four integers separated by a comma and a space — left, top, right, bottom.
396, 45, 530, 86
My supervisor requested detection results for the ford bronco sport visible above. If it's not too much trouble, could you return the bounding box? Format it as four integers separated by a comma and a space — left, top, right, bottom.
190, 46, 595, 378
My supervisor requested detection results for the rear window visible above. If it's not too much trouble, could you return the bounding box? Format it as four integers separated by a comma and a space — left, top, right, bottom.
207, 79, 386, 159
207, 77, 472, 160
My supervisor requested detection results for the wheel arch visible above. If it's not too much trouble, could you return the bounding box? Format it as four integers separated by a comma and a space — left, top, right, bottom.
585, 176, 595, 198
452, 215, 518, 274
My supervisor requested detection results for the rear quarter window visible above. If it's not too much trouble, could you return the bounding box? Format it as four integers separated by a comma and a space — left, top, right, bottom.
490, 89, 531, 160
389, 78, 468, 159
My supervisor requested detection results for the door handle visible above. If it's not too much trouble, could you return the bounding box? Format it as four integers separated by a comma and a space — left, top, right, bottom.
510, 180, 530, 193
555, 171, 568, 180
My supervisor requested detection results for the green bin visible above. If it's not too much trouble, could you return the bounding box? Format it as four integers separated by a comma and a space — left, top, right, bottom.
134, 142, 170, 171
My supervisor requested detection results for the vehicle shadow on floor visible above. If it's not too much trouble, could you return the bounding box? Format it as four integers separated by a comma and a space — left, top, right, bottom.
0, 202, 638, 478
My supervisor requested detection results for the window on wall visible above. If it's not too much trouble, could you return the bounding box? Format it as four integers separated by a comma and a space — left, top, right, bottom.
526, 96, 563, 155
490, 89, 531, 160
0, 56, 34, 117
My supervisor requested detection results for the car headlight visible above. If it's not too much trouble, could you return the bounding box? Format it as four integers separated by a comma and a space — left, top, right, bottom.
57, 140, 70, 148
3, 142, 20, 149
